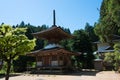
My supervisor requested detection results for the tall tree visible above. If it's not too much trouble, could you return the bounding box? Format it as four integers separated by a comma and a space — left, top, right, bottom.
94, 0, 120, 71
85, 23, 98, 42
19, 21, 25, 27
12, 23, 48, 72
0, 24, 35, 80
71, 29, 95, 68
72, 29, 92, 53
94, 0, 120, 42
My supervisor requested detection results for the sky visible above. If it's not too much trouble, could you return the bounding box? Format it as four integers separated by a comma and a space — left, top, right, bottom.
0, 0, 102, 33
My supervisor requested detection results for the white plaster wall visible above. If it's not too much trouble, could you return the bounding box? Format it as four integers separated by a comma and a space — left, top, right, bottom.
37, 61, 42, 66
51, 61, 58, 66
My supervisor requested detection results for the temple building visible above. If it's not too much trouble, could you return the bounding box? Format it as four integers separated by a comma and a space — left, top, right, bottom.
28, 10, 78, 72
94, 34, 120, 59
93, 35, 120, 70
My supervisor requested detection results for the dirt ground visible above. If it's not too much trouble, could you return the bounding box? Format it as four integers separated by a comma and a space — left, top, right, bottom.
0, 71, 120, 80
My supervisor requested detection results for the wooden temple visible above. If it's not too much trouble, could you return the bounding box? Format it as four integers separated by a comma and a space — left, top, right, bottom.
28, 10, 78, 72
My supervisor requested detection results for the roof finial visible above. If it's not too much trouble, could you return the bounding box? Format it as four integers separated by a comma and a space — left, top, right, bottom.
53, 10, 56, 26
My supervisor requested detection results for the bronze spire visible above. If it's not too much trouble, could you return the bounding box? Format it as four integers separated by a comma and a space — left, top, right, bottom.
53, 10, 56, 26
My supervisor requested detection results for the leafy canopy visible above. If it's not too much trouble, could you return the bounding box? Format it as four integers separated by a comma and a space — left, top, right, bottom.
0, 24, 36, 61
94, 0, 120, 42
104, 43, 120, 70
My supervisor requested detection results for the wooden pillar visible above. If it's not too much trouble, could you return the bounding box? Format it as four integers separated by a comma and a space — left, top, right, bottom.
66, 55, 69, 66
66, 55, 71, 67
42, 56, 43, 66
49, 55, 52, 66
69, 55, 72, 67
49, 55, 52, 72
42, 56, 45, 66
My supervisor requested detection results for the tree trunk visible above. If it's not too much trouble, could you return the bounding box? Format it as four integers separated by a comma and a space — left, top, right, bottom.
5, 61, 11, 80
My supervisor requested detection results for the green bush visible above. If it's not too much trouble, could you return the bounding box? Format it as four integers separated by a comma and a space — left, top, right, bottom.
104, 43, 120, 71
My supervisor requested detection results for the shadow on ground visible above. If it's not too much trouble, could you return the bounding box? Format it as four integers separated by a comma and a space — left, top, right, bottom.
0, 73, 21, 79
30, 70, 100, 76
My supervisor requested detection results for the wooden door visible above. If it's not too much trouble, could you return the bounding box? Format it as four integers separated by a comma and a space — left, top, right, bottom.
43, 56, 50, 66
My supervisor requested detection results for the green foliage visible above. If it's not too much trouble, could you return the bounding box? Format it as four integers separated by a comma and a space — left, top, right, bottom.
94, 23, 107, 42
0, 62, 7, 74
104, 52, 115, 70
0, 24, 36, 60
0, 24, 36, 80
60, 23, 97, 69
69, 27, 96, 69
85, 23, 98, 42
13, 21, 49, 50
114, 43, 120, 70
94, 0, 120, 42
97, 0, 120, 71
0, 20, 99, 72
104, 52, 115, 63
72, 29, 93, 53
104, 43, 120, 71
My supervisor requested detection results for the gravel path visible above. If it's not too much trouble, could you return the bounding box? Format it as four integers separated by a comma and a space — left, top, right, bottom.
0, 71, 120, 80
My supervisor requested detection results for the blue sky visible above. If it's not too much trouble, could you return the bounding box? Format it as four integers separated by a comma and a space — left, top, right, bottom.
0, 0, 102, 33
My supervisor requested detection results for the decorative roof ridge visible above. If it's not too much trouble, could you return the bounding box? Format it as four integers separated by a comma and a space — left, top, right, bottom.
32, 26, 73, 38
32, 26, 57, 35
